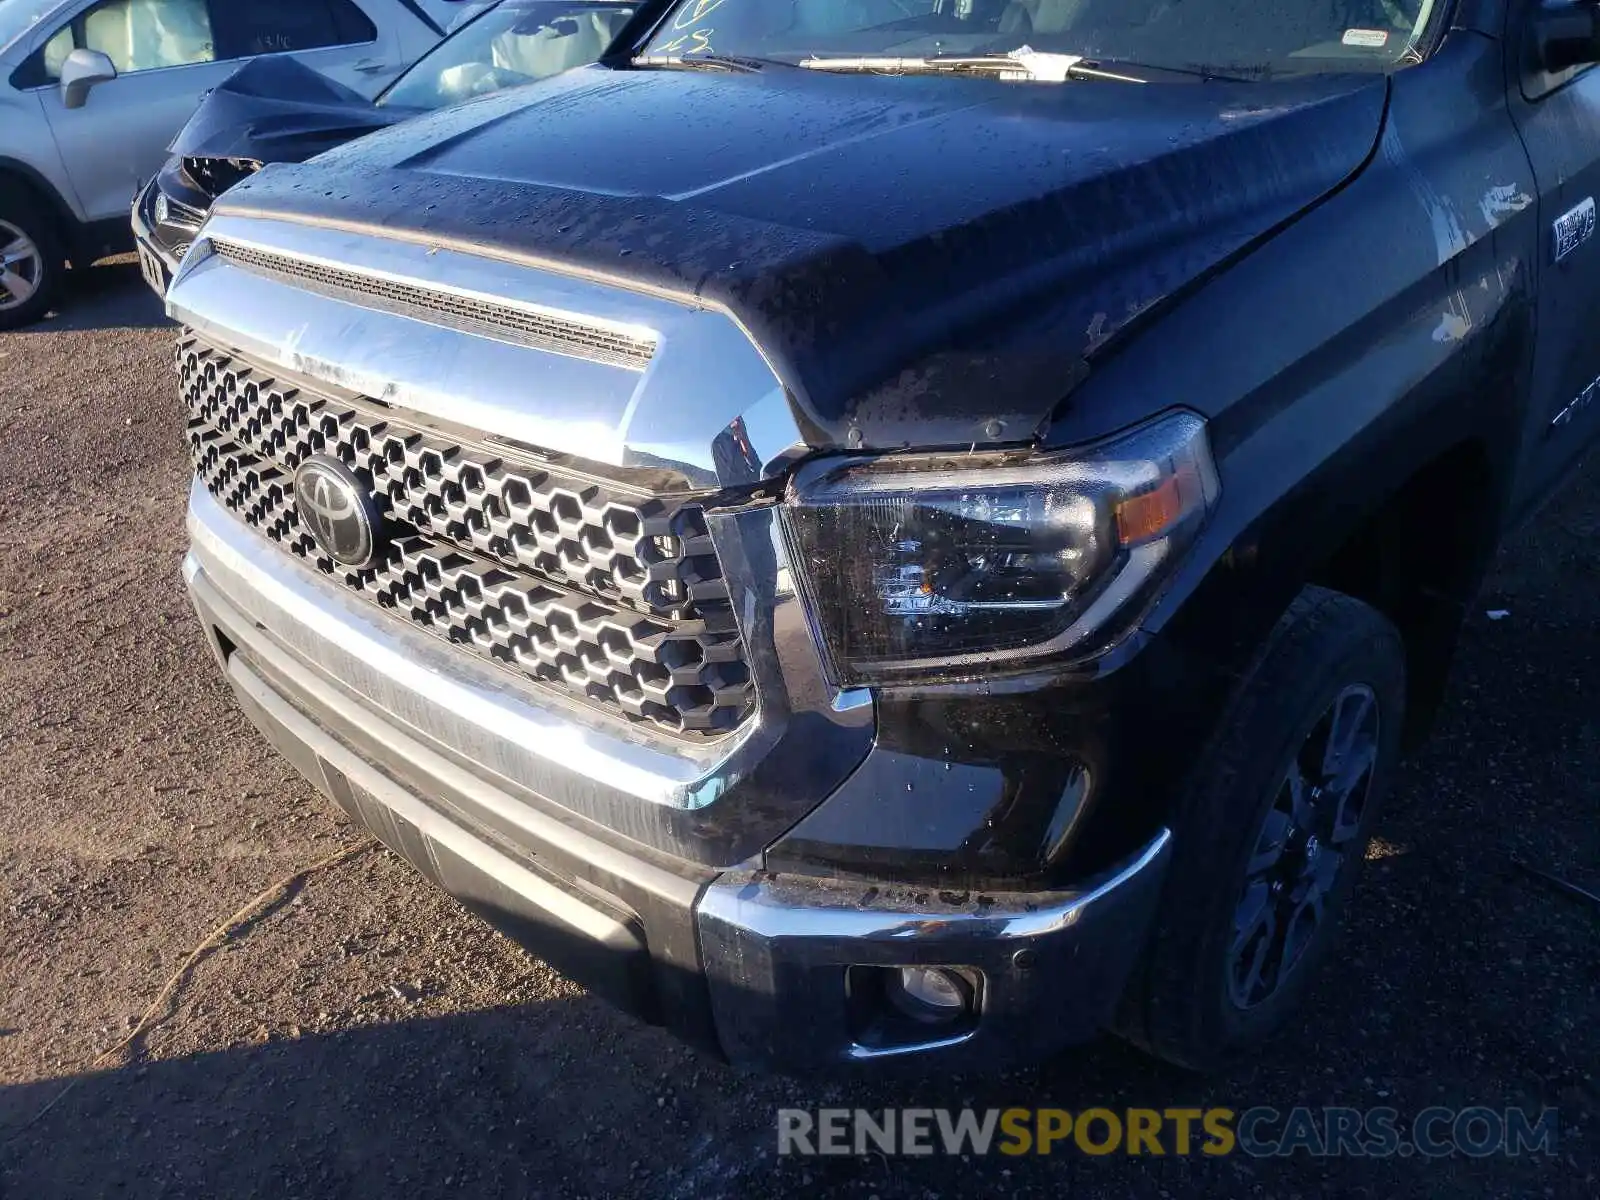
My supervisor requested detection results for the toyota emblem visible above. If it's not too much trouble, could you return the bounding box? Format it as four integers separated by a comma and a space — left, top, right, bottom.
293, 455, 383, 569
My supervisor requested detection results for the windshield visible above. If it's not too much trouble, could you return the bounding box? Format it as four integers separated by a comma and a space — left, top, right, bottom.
641, 0, 1442, 78
381, 0, 635, 109
0, 0, 56, 57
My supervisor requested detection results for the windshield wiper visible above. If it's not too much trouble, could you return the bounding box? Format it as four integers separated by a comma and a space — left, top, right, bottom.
632, 52, 769, 73
1078, 57, 1264, 82
800, 47, 1091, 82
801, 48, 1256, 84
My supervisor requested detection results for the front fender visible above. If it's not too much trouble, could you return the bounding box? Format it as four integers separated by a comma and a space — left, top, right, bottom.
1051, 29, 1535, 689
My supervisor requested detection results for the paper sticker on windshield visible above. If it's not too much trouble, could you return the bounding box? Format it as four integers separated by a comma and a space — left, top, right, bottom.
1342, 29, 1390, 47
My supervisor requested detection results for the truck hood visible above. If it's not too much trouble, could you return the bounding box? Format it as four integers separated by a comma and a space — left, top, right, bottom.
219, 65, 1388, 452
168, 57, 407, 166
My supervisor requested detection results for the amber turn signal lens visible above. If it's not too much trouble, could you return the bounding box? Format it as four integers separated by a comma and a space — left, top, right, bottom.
1115, 474, 1185, 545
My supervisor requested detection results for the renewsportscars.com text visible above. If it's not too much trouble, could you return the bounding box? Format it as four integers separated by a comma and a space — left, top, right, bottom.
776, 1106, 1559, 1159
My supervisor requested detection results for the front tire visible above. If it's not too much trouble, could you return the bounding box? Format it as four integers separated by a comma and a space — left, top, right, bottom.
1118, 585, 1406, 1071
0, 186, 65, 331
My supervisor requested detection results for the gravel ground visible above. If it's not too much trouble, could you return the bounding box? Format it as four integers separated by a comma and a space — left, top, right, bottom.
0, 264, 1596, 1198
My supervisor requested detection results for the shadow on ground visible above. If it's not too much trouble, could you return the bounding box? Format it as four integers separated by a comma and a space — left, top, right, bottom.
0, 789, 1590, 1200
15, 260, 170, 335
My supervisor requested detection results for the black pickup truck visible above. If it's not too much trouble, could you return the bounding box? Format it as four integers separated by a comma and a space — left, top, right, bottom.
166, 0, 1600, 1072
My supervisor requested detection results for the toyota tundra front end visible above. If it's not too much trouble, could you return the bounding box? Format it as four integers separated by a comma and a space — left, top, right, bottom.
171, 0, 1576, 1072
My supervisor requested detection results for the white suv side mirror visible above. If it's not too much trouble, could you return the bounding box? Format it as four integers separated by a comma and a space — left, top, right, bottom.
60, 48, 117, 110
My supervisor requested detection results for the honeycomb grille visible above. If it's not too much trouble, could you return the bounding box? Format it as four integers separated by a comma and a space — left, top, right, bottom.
179, 334, 754, 737
210, 240, 657, 369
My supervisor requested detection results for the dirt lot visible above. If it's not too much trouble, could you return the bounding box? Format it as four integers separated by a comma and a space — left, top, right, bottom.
0, 263, 1596, 1199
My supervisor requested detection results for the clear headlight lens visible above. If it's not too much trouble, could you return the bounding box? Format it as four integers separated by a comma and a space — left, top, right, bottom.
782, 411, 1219, 687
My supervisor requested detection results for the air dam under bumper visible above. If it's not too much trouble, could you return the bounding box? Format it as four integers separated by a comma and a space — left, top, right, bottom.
184, 486, 1171, 1071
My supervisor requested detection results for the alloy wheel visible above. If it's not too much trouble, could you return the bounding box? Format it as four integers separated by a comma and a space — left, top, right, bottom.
1227, 683, 1380, 1010
0, 220, 44, 312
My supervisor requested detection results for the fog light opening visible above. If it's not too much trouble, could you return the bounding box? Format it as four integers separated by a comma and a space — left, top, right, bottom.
887, 966, 976, 1026
844, 964, 984, 1052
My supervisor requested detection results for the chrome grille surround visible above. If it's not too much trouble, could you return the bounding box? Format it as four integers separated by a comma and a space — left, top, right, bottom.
179, 332, 754, 737
211, 239, 658, 370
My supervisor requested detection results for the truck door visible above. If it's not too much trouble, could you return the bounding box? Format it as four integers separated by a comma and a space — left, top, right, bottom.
1505, 0, 1600, 510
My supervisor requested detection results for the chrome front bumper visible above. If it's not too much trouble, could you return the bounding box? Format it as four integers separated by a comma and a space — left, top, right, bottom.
187, 483, 1171, 1069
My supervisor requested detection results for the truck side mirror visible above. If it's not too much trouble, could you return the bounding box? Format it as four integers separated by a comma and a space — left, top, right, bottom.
1534, 0, 1600, 72
59, 48, 117, 110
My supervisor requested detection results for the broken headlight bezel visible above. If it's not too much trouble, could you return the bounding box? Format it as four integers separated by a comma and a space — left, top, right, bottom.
781, 410, 1220, 689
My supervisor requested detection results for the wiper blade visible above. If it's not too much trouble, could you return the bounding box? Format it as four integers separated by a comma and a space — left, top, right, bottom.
632, 52, 767, 73
800, 48, 1257, 83
800, 47, 1090, 82
1077, 57, 1262, 82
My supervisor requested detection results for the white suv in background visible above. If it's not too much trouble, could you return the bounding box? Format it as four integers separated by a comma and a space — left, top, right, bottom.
0, 0, 467, 329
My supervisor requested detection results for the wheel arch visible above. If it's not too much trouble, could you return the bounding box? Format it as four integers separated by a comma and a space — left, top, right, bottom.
1307, 438, 1501, 748
0, 156, 78, 257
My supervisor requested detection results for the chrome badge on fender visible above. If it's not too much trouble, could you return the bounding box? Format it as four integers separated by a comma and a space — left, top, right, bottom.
1553, 196, 1596, 265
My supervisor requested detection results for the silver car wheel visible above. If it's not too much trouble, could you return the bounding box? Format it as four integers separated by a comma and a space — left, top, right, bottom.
0, 219, 44, 312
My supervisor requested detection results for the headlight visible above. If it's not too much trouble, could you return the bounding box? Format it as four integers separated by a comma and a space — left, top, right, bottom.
782, 410, 1219, 687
